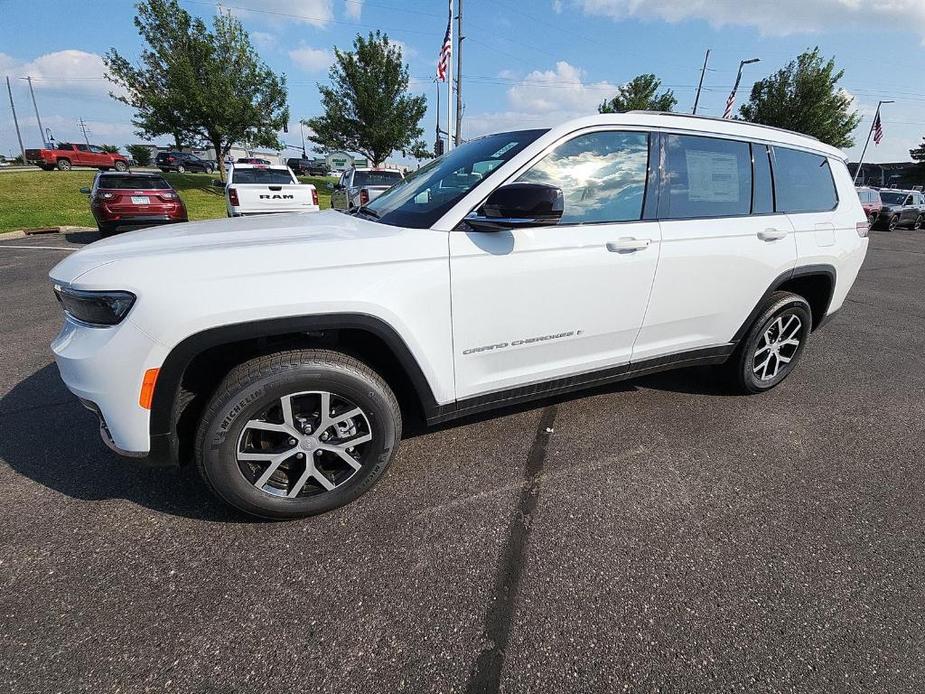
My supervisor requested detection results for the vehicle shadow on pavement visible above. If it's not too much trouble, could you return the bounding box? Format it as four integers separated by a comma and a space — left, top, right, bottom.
0, 364, 247, 522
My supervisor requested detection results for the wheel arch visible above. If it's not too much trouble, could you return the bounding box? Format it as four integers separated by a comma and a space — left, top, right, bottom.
149, 314, 439, 465
731, 264, 836, 342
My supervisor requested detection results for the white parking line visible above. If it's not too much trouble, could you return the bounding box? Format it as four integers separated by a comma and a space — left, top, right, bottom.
0, 245, 75, 251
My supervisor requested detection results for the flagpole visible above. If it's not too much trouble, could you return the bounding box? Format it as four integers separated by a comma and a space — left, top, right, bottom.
853, 99, 892, 185
447, 0, 454, 151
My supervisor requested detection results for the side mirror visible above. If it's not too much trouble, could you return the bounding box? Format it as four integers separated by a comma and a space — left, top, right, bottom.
80, 187, 91, 195
465, 183, 564, 232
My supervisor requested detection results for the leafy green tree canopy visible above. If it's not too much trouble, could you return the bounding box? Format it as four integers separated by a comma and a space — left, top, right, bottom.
738, 47, 860, 149
306, 32, 429, 166
100, 144, 121, 154
598, 74, 677, 114
126, 144, 152, 166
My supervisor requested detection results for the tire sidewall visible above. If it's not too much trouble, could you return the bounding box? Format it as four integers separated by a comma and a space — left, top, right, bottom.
738, 295, 811, 393
199, 363, 399, 519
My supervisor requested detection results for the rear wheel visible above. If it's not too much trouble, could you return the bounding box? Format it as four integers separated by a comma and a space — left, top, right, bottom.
56, 159, 71, 171
177, 164, 186, 173
723, 291, 812, 394
97, 222, 117, 237
114, 160, 128, 172
195, 349, 401, 519
867, 211, 878, 227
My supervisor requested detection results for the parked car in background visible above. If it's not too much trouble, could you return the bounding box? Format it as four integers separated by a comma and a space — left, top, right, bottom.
155, 151, 215, 174
81, 171, 187, 235
26, 143, 129, 171
330, 167, 404, 211
286, 157, 330, 176
49, 113, 869, 519
876, 189, 924, 230
224, 164, 318, 217
237, 157, 272, 165
855, 187, 883, 227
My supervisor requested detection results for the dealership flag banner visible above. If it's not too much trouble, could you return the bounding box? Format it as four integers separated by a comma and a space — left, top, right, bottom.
873, 112, 883, 145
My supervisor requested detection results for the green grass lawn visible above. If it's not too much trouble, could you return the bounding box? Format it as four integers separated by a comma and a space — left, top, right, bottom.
0, 170, 336, 233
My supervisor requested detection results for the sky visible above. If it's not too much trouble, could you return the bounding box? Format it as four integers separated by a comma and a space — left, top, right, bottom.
1, 0, 925, 164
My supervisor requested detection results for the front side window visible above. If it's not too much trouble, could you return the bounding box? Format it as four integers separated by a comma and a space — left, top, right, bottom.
663, 135, 752, 219
514, 131, 649, 224
772, 147, 838, 213
365, 129, 547, 228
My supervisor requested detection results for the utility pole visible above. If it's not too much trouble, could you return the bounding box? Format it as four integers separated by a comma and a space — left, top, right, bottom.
77, 117, 91, 145
447, 0, 454, 151
853, 99, 893, 185
23, 76, 46, 146
454, 0, 464, 146
5, 76, 26, 163
692, 49, 710, 115
434, 78, 444, 155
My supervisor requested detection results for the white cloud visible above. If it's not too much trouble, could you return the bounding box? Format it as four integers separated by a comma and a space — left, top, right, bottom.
507, 61, 616, 114
390, 39, 417, 60
344, 0, 363, 20
228, 0, 334, 28
2, 50, 125, 99
572, 0, 925, 38
251, 31, 277, 50
289, 46, 334, 73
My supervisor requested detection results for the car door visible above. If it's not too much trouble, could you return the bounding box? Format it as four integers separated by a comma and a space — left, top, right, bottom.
633, 135, 798, 361
330, 172, 348, 209
450, 129, 661, 399
901, 193, 918, 225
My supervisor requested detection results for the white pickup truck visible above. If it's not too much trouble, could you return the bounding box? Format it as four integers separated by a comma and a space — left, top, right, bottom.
225, 164, 319, 217
330, 167, 404, 211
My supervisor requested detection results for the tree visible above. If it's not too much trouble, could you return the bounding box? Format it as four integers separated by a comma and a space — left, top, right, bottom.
598, 74, 676, 114
126, 144, 152, 166
100, 144, 121, 154
738, 48, 860, 149
107, 1, 289, 180
910, 139, 925, 166
305, 32, 429, 166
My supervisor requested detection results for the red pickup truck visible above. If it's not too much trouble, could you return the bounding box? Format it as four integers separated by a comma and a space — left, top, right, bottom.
25, 143, 130, 172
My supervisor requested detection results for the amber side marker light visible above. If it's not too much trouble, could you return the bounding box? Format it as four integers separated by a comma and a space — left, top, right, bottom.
139, 368, 160, 409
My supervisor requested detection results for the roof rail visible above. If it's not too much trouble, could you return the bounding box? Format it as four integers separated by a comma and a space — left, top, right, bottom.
626, 111, 821, 142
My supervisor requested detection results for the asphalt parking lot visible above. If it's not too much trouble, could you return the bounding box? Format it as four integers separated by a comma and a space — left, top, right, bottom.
1, 229, 923, 693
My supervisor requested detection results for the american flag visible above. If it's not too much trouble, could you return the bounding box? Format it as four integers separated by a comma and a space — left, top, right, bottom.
873, 112, 883, 145
436, 11, 452, 82
722, 90, 736, 119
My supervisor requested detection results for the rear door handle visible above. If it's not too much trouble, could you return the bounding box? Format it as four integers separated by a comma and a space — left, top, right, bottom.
757, 228, 788, 241
606, 237, 651, 253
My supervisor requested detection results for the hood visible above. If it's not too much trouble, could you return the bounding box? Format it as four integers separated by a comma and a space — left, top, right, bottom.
49, 210, 409, 285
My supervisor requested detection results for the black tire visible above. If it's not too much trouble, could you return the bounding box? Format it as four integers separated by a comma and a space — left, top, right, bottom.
56, 158, 71, 171
195, 349, 401, 520
205, 164, 214, 174
177, 164, 186, 173
97, 222, 117, 237
159, 168, 169, 173
723, 291, 812, 394
867, 211, 878, 227
888, 214, 899, 231
914, 215, 923, 231
114, 160, 128, 172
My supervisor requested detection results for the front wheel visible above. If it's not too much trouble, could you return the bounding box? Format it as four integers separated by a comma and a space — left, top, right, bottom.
195, 349, 401, 519
723, 291, 812, 394
914, 215, 923, 231
888, 215, 899, 231
177, 164, 186, 173
868, 211, 878, 227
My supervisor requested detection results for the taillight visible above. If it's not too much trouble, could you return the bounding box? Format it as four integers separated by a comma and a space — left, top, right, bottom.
158, 191, 178, 201
311, 188, 319, 206
856, 221, 869, 238
359, 189, 369, 206
99, 191, 116, 200
228, 187, 239, 206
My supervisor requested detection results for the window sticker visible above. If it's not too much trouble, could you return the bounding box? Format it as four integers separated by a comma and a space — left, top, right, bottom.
685, 150, 740, 203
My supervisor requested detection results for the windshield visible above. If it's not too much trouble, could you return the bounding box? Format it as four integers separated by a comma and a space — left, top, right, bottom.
353, 170, 403, 187
365, 129, 548, 228
231, 168, 294, 184
880, 191, 906, 204
98, 175, 171, 190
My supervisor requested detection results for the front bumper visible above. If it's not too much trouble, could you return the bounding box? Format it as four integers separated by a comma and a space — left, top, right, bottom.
51, 315, 166, 457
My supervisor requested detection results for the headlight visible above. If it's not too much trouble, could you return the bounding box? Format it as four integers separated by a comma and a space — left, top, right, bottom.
53, 285, 136, 327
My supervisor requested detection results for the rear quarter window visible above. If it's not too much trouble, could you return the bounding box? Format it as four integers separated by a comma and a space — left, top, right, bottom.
772, 147, 838, 213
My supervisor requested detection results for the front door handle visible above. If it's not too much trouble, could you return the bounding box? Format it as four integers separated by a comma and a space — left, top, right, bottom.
606, 237, 651, 253
757, 228, 788, 241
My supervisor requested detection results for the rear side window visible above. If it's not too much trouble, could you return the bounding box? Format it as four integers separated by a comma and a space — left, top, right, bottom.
772, 147, 838, 213
663, 135, 752, 219
231, 168, 294, 184
515, 130, 649, 224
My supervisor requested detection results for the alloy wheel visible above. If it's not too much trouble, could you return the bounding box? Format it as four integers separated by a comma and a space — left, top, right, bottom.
753, 313, 802, 382
236, 390, 372, 498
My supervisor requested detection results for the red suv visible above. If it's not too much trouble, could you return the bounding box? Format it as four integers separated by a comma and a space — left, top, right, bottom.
82, 172, 188, 235
855, 187, 883, 227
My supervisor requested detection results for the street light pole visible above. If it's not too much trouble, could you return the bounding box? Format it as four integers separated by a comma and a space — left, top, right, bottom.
692, 49, 710, 115
23, 76, 46, 147
853, 99, 893, 185
5, 76, 26, 163
724, 57, 760, 119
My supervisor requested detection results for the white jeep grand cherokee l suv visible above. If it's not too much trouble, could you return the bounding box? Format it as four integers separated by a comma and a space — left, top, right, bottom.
49, 113, 869, 519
